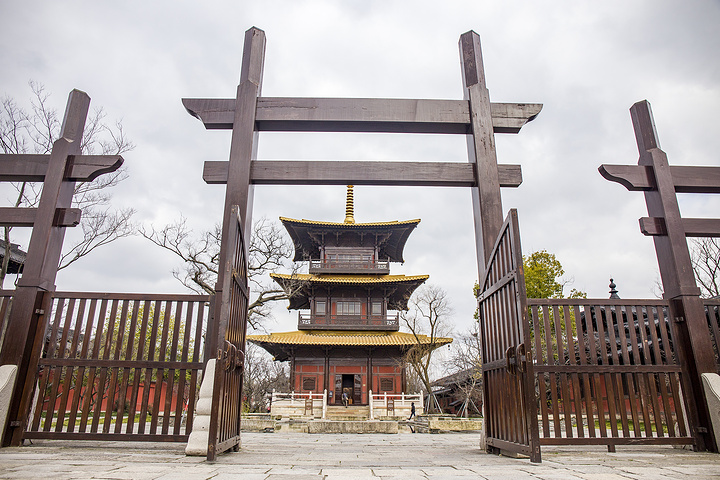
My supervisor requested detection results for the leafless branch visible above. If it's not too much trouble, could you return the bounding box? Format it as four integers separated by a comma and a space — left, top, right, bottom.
0, 81, 135, 287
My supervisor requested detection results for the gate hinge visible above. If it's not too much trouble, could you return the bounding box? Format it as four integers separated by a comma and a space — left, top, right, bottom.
35, 309, 45, 315
697, 427, 708, 433
9, 421, 21, 427
674, 316, 685, 324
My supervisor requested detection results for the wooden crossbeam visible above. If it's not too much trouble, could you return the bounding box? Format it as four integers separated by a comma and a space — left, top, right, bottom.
202, 160, 523, 187
599, 164, 720, 194
182, 97, 542, 134
0, 154, 124, 182
640, 217, 720, 237
0, 207, 81, 227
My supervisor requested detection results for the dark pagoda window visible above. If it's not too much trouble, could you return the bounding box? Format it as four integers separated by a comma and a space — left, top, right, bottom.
379, 377, 394, 392
302, 377, 316, 391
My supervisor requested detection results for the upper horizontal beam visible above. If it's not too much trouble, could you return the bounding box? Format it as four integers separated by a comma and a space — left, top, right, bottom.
599, 164, 720, 194
203, 160, 522, 187
0, 154, 124, 183
182, 97, 542, 134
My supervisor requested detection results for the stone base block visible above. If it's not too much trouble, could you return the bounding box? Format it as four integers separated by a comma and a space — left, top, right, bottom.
307, 420, 398, 434
0, 364, 18, 445
701, 373, 720, 452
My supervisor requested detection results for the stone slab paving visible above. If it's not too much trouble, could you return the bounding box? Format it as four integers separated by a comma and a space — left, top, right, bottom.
0, 432, 719, 479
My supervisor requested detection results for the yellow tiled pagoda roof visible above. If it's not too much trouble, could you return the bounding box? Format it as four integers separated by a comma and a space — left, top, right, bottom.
247, 330, 453, 347
280, 217, 421, 228
270, 273, 429, 285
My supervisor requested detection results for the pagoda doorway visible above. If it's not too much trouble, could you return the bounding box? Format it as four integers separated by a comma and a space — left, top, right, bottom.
336, 374, 361, 405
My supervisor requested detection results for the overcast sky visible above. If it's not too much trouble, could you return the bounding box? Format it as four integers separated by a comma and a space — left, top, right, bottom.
1, 1, 719, 335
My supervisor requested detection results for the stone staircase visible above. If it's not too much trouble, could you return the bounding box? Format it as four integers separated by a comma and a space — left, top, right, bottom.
325, 405, 370, 420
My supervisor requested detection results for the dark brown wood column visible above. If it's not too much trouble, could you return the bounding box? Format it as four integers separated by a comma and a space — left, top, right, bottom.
460, 31, 504, 277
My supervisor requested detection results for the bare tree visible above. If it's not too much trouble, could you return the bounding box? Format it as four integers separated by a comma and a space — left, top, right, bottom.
443, 325, 483, 417
400, 284, 453, 413
140, 216, 301, 330
0, 81, 135, 287
690, 237, 720, 298
242, 342, 289, 412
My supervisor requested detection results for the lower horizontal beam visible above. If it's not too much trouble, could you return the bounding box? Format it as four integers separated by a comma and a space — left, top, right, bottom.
203, 160, 523, 187
0, 207, 81, 227
538, 436, 693, 446
640, 217, 720, 237
23, 431, 189, 442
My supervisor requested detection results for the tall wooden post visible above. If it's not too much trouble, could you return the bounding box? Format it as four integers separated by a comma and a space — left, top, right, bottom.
630, 100, 717, 451
206, 27, 265, 461
460, 31, 505, 277
0, 90, 89, 446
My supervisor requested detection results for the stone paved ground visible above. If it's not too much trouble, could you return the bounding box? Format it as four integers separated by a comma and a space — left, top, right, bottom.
0, 432, 719, 479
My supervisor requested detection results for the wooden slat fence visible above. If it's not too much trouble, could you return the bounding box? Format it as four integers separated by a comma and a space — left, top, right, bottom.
528, 298, 692, 448
24, 292, 210, 442
705, 299, 720, 374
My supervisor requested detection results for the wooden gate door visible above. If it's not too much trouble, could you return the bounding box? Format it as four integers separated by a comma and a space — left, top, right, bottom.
477, 209, 540, 462
207, 206, 249, 460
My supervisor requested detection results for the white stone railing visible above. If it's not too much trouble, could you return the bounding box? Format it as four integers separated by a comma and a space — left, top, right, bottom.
369, 391, 423, 419
270, 390, 327, 419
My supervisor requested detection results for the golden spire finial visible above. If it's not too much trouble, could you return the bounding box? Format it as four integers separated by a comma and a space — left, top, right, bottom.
344, 185, 355, 224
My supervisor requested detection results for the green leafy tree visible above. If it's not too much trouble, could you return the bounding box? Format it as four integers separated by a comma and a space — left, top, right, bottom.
523, 250, 586, 299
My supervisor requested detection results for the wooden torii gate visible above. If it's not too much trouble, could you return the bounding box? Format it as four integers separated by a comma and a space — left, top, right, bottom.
183, 27, 541, 460
0, 90, 123, 446
601, 100, 720, 451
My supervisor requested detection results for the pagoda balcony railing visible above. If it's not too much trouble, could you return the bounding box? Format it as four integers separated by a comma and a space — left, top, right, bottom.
308, 259, 390, 274
298, 312, 399, 330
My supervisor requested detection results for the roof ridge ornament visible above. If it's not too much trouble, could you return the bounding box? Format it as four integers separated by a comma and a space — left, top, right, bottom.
609, 278, 620, 299
344, 185, 355, 224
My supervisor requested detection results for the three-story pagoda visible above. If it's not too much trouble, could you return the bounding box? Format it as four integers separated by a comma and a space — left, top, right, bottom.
248, 186, 451, 406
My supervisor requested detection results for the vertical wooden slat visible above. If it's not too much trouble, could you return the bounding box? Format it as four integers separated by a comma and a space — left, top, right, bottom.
585, 304, 609, 440
55, 298, 85, 432
186, 300, 206, 435
595, 305, 620, 447
33, 297, 64, 432
126, 300, 150, 434
80, 299, 107, 433
574, 304, 594, 438
92, 299, 116, 433
531, 304, 550, 438
174, 302, 194, 434
103, 299, 124, 434
605, 306, 630, 437
658, 304, 688, 436
616, 306, 641, 436
67, 298, 96, 432
162, 301, 183, 435
645, 306, 667, 437
151, 300, 172, 434
563, 305, 584, 437
46, 298, 76, 432
144, 300, 164, 433
543, 304, 561, 436
113, 299, 135, 434
553, 304, 573, 437
135, 301, 154, 434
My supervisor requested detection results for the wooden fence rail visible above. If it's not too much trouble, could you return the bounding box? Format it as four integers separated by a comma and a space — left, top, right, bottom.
23, 292, 210, 442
